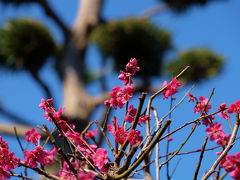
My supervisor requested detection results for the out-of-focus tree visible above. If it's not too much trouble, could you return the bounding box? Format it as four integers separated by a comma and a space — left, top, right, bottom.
0, 0, 224, 134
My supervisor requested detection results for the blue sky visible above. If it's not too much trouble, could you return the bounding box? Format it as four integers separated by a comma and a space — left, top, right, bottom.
0, 0, 240, 179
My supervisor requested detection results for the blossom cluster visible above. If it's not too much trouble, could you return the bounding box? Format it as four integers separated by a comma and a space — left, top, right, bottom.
0, 136, 20, 179
104, 58, 139, 109
188, 93, 240, 179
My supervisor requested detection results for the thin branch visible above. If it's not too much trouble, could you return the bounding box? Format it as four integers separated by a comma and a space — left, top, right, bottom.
0, 107, 32, 125
219, 171, 228, 180
166, 97, 174, 180
37, 0, 70, 38
145, 66, 190, 148
202, 114, 240, 180
19, 162, 62, 180
159, 121, 196, 169
112, 120, 171, 180
10, 171, 34, 180
137, 84, 195, 160
170, 158, 181, 178
94, 120, 116, 156
30, 71, 52, 100
154, 106, 161, 180
13, 127, 24, 152
116, 93, 147, 166
193, 136, 208, 180
140, 4, 169, 19
43, 124, 78, 178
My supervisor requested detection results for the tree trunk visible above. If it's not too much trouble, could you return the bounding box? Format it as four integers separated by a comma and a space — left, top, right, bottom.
61, 0, 104, 130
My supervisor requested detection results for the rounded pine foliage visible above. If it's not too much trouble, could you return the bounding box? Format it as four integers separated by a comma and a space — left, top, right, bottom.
90, 18, 172, 77
0, 18, 55, 72
161, 0, 212, 12
166, 49, 224, 83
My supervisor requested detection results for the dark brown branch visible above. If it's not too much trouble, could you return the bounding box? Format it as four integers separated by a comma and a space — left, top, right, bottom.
30, 71, 52, 100
37, 0, 70, 38
0, 107, 31, 125
193, 136, 208, 180
19, 162, 62, 180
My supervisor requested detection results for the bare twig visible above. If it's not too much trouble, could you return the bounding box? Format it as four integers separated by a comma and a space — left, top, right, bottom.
94, 120, 116, 155
19, 162, 62, 180
193, 136, 208, 180
140, 4, 169, 18
38, 0, 70, 38
154, 106, 161, 180
10, 171, 35, 180
112, 120, 171, 180
13, 127, 24, 152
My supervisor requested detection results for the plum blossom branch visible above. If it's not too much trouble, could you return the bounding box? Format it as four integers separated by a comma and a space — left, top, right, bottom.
202, 114, 240, 180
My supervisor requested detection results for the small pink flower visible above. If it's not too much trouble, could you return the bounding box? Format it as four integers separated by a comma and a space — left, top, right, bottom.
125, 58, 140, 75
228, 100, 240, 114
39, 98, 53, 111
25, 128, 41, 144
0, 166, 11, 179
194, 96, 211, 114
128, 130, 142, 145
138, 115, 151, 126
92, 148, 108, 170
202, 117, 212, 127
163, 79, 181, 99
0, 136, 8, 150
168, 136, 173, 141
231, 168, 240, 180
218, 152, 238, 173
205, 123, 223, 141
186, 92, 195, 102
85, 129, 98, 139
66, 131, 85, 146
217, 103, 229, 120
216, 133, 230, 146
115, 127, 129, 145
126, 105, 137, 123
118, 70, 132, 85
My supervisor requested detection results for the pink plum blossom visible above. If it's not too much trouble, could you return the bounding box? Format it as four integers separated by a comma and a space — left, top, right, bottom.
115, 127, 129, 145
205, 123, 223, 141
118, 70, 132, 85
194, 96, 211, 114
228, 100, 240, 114
162, 79, 181, 99
25, 128, 41, 144
125, 58, 140, 75
126, 105, 137, 123
186, 92, 195, 102
92, 148, 108, 169
85, 129, 98, 139
217, 103, 229, 120
128, 130, 142, 145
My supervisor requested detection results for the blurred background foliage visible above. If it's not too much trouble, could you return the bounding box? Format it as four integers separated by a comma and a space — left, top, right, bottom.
90, 18, 172, 78
0, 18, 55, 73
0, 0, 224, 84
166, 49, 224, 83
